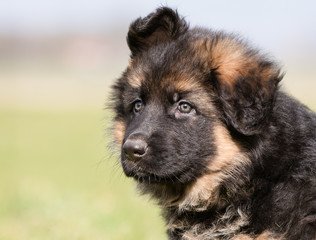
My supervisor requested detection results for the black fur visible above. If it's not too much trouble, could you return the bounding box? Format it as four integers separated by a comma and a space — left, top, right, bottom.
111, 7, 316, 240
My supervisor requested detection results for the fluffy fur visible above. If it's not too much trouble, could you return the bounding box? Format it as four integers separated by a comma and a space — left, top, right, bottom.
110, 7, 316, 240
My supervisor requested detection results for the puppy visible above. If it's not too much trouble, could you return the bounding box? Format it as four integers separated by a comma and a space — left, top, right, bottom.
110, 7, 316, 240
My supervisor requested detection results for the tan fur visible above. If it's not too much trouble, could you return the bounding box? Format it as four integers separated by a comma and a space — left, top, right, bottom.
192, 38, 249, 87
113, 120, 125, 145
127, 65, 144, 88
177, 124, 250, 212
232, 235, 253, 240
179, 230, 281, 240
169, 75, 205, 93
209, 38, 251, 87
232, 231, 282, 240
192, 38, 279, 91
169, 206, 250, 240
128, 58, 134, 68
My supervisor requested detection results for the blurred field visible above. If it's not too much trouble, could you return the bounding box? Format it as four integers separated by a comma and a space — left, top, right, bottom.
0, 107, 166, 240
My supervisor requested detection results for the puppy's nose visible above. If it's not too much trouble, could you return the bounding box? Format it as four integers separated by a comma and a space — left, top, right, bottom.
123, 138, 148, 161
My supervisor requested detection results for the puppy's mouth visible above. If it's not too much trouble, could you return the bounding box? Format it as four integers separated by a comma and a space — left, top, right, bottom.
123, 164, 176, 184
131, 172, 174, 184
121, 158, 195, 184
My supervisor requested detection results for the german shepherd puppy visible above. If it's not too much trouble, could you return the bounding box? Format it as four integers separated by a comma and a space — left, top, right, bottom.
110, 7, 316, 240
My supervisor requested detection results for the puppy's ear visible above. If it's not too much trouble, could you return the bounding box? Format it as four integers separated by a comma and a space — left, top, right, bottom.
206, 35, 283, 135
127, 7, 188, 57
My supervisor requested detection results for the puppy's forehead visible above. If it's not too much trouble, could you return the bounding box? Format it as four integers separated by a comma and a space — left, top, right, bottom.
127, 43, 206, 93
127, 67, 204, 95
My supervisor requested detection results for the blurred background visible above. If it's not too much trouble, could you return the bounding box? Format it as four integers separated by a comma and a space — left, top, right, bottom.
0, 0, 315, 239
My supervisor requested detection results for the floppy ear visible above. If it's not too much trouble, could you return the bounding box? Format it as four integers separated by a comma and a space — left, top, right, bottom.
127, 7, 188, 57
207, 35, 283, 135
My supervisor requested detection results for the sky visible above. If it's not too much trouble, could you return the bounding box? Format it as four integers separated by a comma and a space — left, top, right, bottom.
0, 0, 315, 106
0, 0, 315, 58
0, 0, 315, 34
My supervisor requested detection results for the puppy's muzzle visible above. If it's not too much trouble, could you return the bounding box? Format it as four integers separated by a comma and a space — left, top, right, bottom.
123, 137, 148, 162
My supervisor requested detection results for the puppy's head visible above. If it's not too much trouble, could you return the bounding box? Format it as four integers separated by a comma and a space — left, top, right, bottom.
111, 7, 282, 203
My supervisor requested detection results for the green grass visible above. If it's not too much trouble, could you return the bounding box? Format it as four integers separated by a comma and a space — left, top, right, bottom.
0, 108, 166, 240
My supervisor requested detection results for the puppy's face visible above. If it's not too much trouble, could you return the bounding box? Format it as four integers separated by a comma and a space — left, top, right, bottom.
111, 8, 282, 187
116, 44, 218, 184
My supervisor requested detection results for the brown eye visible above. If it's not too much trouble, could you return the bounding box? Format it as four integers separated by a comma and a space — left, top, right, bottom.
178, 102, 192, 113
133, 100, 142, 113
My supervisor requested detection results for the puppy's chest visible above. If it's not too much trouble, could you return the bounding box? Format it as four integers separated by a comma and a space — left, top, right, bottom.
167, 206, 250, 240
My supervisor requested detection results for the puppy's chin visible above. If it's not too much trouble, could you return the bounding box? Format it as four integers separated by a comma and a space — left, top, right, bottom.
133, 173, 170, 184
121, 159, 196, 185
122, 167, 170, 184
122, 163, 175, 184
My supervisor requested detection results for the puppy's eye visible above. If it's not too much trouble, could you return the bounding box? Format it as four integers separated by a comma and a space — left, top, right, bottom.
178, 102, 193, 113
133, 100, 143, 113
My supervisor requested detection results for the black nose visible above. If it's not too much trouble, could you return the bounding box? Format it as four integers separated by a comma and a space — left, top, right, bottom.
123, 138, 148, 161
